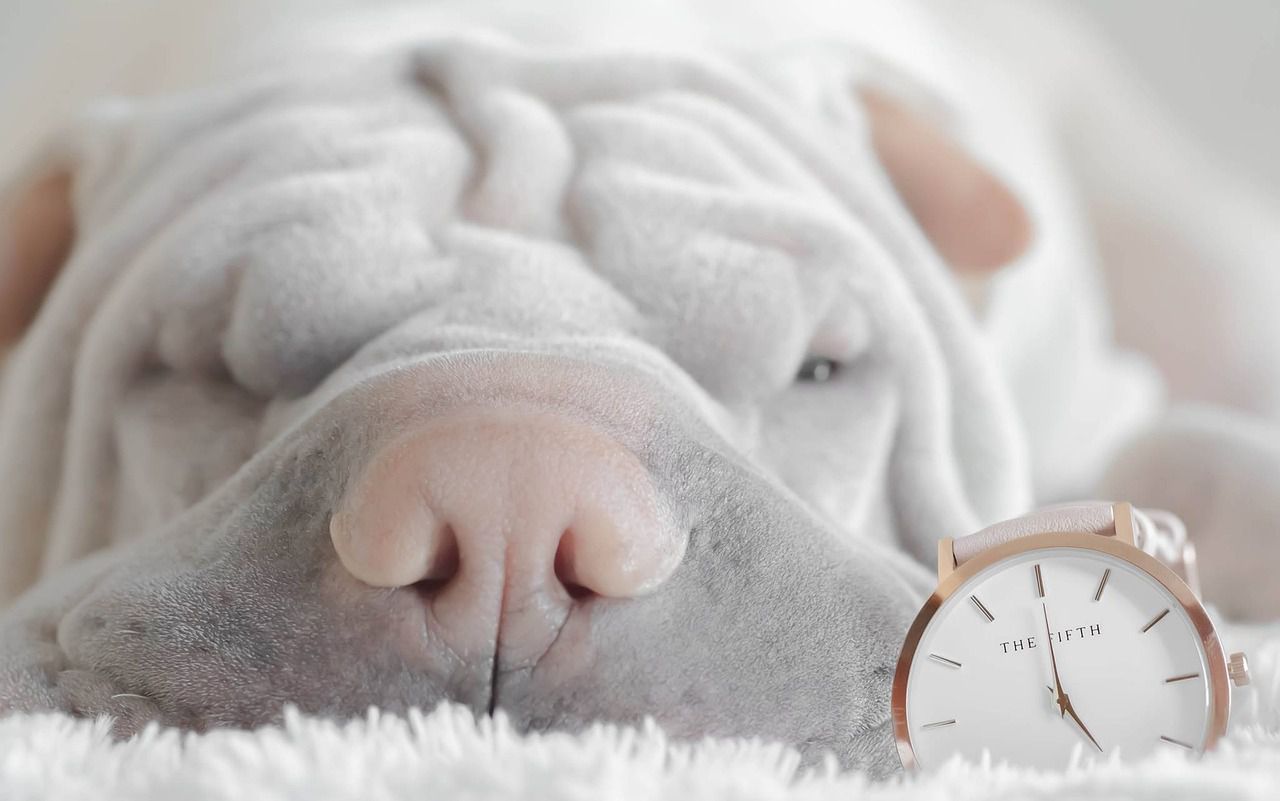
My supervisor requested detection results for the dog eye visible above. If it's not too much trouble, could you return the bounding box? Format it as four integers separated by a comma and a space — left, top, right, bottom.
796, 356, 839, 383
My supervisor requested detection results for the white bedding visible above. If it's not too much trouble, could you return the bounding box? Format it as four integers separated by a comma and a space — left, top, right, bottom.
1, 621, 1275, 800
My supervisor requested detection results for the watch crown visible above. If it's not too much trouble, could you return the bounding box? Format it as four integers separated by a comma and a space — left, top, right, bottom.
1229, 651, 1251, 687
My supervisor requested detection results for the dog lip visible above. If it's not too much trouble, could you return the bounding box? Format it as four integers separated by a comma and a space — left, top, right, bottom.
486, 588, 590, 718
394, 578, 574, 718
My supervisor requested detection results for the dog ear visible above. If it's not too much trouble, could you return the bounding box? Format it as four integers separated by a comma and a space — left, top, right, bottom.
0, 158, 75, 346
861, 86, 1032, 274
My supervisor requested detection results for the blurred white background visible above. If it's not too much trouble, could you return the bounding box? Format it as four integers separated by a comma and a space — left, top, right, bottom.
1076, 0, 1280, 197
1, 0, 1278, 194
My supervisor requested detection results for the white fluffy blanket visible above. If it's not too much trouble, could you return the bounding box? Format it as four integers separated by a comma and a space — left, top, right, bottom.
2, 621, 1277, 799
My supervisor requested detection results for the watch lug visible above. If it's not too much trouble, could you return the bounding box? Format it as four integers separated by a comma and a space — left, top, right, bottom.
1112, 502, 1136, 547
937, 537, 957, 582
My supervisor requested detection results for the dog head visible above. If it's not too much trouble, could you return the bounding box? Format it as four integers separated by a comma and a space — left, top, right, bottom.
0, 38, 1030, 774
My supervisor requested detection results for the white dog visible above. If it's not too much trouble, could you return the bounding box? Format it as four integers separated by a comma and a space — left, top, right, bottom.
0, 0, 1276, 776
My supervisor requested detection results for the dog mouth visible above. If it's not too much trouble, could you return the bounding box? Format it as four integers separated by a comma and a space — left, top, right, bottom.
401, 573, 596, 722
5, 557, 895, 775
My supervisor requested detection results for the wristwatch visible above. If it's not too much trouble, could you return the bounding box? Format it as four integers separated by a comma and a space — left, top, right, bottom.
891, 501, 1250, 770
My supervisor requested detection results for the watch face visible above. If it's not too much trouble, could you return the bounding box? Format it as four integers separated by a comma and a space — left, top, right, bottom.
896, 540, 1224, 770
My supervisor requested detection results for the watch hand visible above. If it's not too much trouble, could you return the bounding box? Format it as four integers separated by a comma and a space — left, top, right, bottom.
1043, 605, 1105, 753
1062, 698, 1105, 753
1042, 603, 1068, 716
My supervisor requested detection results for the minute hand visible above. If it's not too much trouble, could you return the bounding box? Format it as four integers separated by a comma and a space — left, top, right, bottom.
1042, 604, 1068, 716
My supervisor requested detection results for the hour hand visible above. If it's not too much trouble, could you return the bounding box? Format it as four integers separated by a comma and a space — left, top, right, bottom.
1063, 699, 1104, 753
1046, 682, 1104, 752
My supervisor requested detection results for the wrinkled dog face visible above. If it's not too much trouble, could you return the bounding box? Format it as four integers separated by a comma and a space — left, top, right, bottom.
0, 38, 1027, 774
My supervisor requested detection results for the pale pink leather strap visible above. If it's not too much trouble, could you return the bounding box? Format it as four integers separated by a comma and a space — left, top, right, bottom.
952, 502, 1200, 596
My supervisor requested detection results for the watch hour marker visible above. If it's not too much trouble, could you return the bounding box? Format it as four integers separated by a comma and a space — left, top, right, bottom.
929, 653, 962, 669
1160, 735, 1194, 750
1142, 608, 1170, 633
970, 594, 995, 622
922, 719, 956, 730
1165, 672, 1201, 684
1093, 568, 1110, 602
1034, 564, 1045, 598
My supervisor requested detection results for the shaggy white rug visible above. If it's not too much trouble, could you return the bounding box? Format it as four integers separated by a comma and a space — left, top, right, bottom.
2, 623, 1276, 801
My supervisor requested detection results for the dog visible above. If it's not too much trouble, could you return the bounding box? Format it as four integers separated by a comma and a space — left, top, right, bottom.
2, 0, 1277, 776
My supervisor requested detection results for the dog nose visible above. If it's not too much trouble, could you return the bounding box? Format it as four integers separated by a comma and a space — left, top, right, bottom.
329, 408, 685, 649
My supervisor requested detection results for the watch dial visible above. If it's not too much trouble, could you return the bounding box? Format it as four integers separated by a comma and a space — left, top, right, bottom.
903, 547, 1212, 769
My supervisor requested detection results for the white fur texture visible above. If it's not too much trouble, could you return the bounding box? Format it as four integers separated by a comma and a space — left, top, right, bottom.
1, 620, 1276, 800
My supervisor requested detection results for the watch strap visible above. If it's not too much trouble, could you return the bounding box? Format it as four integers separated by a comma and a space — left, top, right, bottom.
950, 502, 1201, 596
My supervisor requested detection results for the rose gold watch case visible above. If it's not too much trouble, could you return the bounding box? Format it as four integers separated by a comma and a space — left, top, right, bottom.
892, 530, 1232, 771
